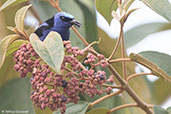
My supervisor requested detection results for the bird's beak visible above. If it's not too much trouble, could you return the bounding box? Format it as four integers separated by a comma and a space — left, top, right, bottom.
71, 19, 81, 28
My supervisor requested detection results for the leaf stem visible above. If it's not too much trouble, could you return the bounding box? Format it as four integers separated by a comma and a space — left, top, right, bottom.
88, 90, 124, 109
15, 28, 29, 41
127, 73, 153, 81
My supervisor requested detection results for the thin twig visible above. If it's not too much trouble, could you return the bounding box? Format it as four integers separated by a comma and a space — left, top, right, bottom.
108, 103, 138, 113
107, 65, 153, 114
87, 47, 153, 113
102, 83, 123, 89
127, 73, 153, 81
109, 58, 131, 63
108, 103, 154, 113
107, 24, 123, 61
64, 66, 79, 76
88, 90, 124, 109
49, 0, 62, 12
71, 27, 89, 46
78, 61, 87, 71
120, 23, 127, 81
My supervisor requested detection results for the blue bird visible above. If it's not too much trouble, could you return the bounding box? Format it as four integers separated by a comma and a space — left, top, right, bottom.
34, 12, 81, 41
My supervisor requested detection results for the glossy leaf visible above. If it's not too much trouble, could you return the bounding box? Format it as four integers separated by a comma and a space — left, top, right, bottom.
54, 101, 90, 114
30, 32, 64, 74
96, 0, 118, 24
141, 0, 171, 22
130, 52, 171, 82
15, 4, 32, 33
0, 0, 29, 11
125, 23, 171, 48
0, 78, 34, 114
0, 34, 20, 69
86, 107, 109, 114
154, 105, 168, 114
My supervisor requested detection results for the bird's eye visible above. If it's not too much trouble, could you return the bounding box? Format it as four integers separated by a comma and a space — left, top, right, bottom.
60, 16, 73, 22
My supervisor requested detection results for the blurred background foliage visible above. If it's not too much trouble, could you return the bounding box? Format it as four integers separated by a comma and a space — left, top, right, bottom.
0, 0, 170, 114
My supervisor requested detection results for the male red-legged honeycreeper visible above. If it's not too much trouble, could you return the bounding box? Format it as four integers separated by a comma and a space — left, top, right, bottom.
35, 12, 81, 41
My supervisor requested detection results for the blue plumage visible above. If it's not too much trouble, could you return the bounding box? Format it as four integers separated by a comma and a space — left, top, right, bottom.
35, 12, 81, 41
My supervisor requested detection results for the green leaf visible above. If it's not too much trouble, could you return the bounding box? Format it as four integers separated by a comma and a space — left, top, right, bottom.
30, 0, 56, 21
0, 54, 19, 87
96, 0, 118, 24
75, 0, 98, 49
122, 0, 135, 11
6, 40, 28, 57
125, 23, 171, 48
30, 32, 64, 74
0, 34, 20, 69
152, 79, 171, 104
167, 107, 171, 114
53, 101, 90, 114
154, 105, 168, 114
15, 4, 32, 33
139, 51, 171, 76
86, 107, 109, 114
0, 78, 35, 114
140, 0, 171, 22
0, 0, 29, 11
130, 52, 171, 82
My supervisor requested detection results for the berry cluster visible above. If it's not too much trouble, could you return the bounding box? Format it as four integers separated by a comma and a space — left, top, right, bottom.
30, 65, 67, 113
13, 41, 114, 114
13, 43, 39, 77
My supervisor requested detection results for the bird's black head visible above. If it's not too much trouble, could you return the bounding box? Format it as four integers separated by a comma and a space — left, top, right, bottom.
55, 12, 81, 28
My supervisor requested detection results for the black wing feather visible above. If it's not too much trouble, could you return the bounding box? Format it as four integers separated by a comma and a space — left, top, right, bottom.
45, 16, 54, 27
34, 16, 54, 37
34, 26, 50, 37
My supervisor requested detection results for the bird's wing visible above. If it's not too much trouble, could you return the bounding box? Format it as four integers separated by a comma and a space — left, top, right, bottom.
35, 26, 51, 37
45, 16, 54, 27
34, 16, 54, 37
